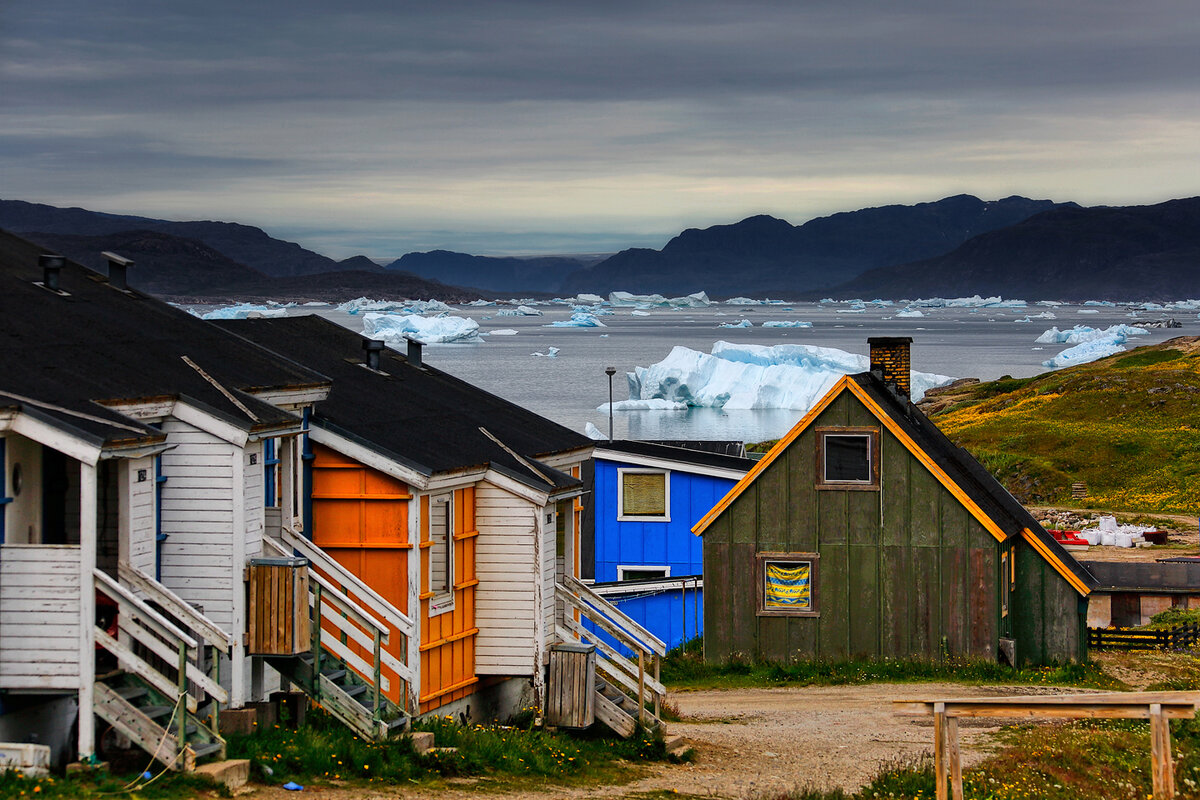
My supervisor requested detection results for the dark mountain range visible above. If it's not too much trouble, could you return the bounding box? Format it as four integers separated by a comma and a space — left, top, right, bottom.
829, 197, 1200, 301
561, 195, 1068, 296
0, 199, 344, 277
21, 229, 268, 295
194, 269, 483, 304
338, 255, 384, 272
387, 250, 596, 293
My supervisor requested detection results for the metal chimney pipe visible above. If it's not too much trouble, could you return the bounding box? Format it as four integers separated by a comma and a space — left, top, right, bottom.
38, 254, 64, 291
406, 337, 423, 368
101, 251, 134, 291
362, 338, 385, 371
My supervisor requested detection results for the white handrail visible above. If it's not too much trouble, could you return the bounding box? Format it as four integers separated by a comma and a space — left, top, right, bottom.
95, 569, 198, 650
280, 527, 415, 634
563, 575, 666, 656
118, 562, 234, 654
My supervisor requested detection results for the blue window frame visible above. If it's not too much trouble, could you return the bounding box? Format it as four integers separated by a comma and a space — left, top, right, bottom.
155, 454, 168, 580
263, 438, 280, 507
0, 439, 12, 545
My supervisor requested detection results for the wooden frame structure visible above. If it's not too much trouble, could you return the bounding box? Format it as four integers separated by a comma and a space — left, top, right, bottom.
896, 691, 1200, 800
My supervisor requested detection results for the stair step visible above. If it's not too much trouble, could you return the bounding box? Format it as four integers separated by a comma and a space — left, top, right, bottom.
191, 742, 224, 761
341, 683, 368, 699
322, 669, 348, 682
141, 705, 173, 721
384, 716, 409, 733
114, 686, 149, 703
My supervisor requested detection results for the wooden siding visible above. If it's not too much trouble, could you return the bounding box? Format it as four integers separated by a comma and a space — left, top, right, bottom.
310, 444, 412, 705
244, 442, 265, 562
158, 419, 237, 630
1013, 538, 1087, 665
126, 456, 157, 576
541, 502, 558, 649
474, 482, 538, 675
419, 487, 478, 714
704, 390, 1002, 664
0, 545, 82, 690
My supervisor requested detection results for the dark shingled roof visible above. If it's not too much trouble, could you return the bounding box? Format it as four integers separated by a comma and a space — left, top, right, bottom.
850, 371, 1097, 592
593, 439, 755, 473
218, 315, 591, 494
0, 229, 330, 448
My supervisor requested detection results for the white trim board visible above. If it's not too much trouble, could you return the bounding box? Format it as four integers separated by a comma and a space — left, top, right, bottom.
594, 448, 749, 481
616, 467, 671, 523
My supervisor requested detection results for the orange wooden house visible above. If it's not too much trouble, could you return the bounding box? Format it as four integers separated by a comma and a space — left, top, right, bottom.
224, 316, 593, 719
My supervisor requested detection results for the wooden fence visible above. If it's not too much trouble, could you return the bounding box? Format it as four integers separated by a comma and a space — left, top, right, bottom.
1088, 622, 1200, 651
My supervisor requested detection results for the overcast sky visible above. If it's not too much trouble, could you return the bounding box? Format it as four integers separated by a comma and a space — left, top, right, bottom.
2, 1, 1198, 258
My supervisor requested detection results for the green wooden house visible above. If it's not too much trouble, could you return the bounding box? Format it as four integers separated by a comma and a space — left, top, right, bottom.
693, 338, 1096, 667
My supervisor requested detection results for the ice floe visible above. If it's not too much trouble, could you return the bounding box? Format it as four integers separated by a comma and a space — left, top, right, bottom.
624, 341, 953, 411
545, 312, 607, 328
201, 303, 288, 320
895, 309, 925, 318
719, 319, 753, 328
362, 313, 480, 344
531, 346, 560, 358
762, 321, 813, 328
597, 398, 688, 412
487, 328, 519, 336
497, 305, 543, 317
908, 296, 1026, 309
337, 297, 453, 315
609, 291, 711, 308
1038, 325, 1149, 368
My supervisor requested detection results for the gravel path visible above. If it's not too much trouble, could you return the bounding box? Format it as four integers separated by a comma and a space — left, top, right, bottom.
245, 683, 1073, 800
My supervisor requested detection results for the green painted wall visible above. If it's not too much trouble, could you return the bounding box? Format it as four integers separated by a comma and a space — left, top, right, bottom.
704, 390, 1083, 665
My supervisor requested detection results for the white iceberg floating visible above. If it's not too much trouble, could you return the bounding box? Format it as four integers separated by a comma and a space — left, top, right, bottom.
597, 398, 688, 412
762, 320, 813, 328
630, 310, 651, 317
497, 305, 544, 317
584, 422, 606, 440
895, 309, 925, 318
1039, 325, 1148, 368
531, 346, 560, 358
302, 301, 330, 307
1084, 300, 1116, 307
488, 328, 519, 336
725, 297, 763, 305
1035, 324, 1148, 346
1078, 309, 1101, 315
201, 303, 288, 320
337, 297, 453, 315
908, 295, 1026, 309
545, 312, 607, 328
625, 341, 953, 411
719, 319, 753, 328
573, 293, 605, 304
362, 313, 480, 344
609, 290, 711, 308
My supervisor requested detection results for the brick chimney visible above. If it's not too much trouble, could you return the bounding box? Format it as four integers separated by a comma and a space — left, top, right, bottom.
868, 337, 912, 398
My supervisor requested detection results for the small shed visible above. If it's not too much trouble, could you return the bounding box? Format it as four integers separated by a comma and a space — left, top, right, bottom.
693, 338, 1097, 667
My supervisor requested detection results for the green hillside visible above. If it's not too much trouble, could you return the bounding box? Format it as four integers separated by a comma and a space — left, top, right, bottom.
923, 337, 1200, 514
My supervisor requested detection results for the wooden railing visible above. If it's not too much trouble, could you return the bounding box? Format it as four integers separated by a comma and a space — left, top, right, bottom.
265, 531, 415, 716
555, 575, 668, 729
1088, 623, 1200, 651
896, 691, 1200, 800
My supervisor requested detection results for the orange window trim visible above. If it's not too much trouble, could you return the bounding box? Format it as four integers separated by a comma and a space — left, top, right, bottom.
418, 590, 436, 600
418, 627, 480, 652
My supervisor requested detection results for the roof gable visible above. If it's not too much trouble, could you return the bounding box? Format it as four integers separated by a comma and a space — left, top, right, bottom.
692, 372, 1095, 596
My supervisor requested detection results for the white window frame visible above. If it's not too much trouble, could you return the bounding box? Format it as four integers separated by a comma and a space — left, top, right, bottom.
616, 467, 671, 522
617, 565, 671, 582
428, 493, 455, 617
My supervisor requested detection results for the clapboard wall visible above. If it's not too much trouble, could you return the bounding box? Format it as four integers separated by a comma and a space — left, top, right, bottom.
0, 545, 81, 690
474, 482, 538, 675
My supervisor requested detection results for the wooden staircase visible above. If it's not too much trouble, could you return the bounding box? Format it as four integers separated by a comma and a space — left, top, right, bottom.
262, 530, 416, 741
93, 568, 231, 771
554, 576, 669, 738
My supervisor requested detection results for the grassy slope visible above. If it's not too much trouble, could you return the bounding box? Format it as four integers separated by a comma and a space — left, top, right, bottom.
924, 336, 1200, 514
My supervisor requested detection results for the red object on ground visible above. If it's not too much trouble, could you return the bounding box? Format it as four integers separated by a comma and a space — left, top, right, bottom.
1049, 529, 1088, 546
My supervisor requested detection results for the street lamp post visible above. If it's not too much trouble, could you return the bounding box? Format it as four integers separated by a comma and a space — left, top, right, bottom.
605, 366, 616, 441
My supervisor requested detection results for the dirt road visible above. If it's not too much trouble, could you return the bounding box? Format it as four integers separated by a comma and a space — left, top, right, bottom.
248, 683, 1071, 800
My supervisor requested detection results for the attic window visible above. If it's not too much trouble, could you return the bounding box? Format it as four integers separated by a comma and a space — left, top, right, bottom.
757, 553, 819, 617
815, 427, 879, 490
617, 469, 669, 521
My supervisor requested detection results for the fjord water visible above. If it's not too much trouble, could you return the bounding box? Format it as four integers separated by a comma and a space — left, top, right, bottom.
317, 302, 1188, 444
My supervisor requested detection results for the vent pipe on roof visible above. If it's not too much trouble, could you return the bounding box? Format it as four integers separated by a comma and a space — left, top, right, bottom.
868, 336, 913, 398
406, 337, 423, 368
362, 338, 385, 371
101, 251, 134, 290
38, 254, 65, 291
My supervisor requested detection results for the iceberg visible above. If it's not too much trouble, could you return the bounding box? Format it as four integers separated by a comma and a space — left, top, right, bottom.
1078, 309, 1100, 315
361, 313, 480, 344
201, 303, 288, 320
531, 346, 560, 358
718, 319, 753, 328
908, 296, 1026, 309
725, 297, 763, 305
625, 341, 953, 411
337, 297, 453, 315
545, 312, 607, 328
895, 309, 924, 318
1084, 300, 1116, 307
487, 328, 519, 336
609, 291, 711, 308
302, 301, 330, 307
597, 399, 688, 412
762, 321, 813, 328
584, 422, 606, 440
573, 293, 605, 304
497, 305, 543, 317
1040, 325, 1148, 368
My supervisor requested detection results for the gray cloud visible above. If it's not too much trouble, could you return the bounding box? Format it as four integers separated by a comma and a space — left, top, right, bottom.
2, 0, 1198, 256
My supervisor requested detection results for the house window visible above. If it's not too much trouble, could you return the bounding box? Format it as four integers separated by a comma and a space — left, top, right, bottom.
617, 565, 670, 582
428, 494, 454, 616
263, 438, 280, 508
815, 427, 879, 490
757, 552, 819, 617
617, 469, 670, 521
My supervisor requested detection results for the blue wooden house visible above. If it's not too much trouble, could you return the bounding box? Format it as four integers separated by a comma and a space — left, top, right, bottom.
585, 441, 754, 651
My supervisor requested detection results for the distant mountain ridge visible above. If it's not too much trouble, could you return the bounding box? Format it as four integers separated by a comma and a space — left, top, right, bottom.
387, 249, 597, 293
831, 197, 1200, 301
561, 195, 1069, 296
0, 199, 352, 277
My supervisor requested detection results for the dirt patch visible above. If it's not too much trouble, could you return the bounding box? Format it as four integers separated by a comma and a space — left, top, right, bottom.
235, 683, 1092, 800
